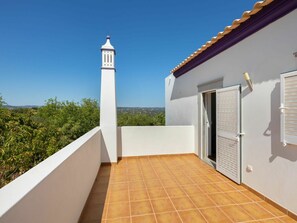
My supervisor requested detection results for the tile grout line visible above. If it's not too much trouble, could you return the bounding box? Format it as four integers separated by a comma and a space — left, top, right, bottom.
200, 176, 285, 222
239, 215, 288, 223
162, 156, 254, 223
188, 171, 260, 222
159, 156, 211, 223
191, 162, 248, 223
230, 192, 270, 221
256, 200, 287, 218
125, 159, 133, 223
102, 165, 113, 221
137, 157, 159, 223
99, 209, 290, 222
101, 155, 296, 223
148, 156, 185, 223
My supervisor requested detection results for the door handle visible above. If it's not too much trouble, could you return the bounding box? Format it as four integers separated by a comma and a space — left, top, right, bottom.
235, 133, 245, 142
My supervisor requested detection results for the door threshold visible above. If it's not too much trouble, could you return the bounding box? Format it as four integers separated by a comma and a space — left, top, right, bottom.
203, 158, 216, 169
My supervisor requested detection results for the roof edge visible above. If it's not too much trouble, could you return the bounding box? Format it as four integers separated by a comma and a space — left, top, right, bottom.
173, 0, 297, 78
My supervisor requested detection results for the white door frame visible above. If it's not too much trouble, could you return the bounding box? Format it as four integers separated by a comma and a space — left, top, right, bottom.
216, 85, 241, 184
199, 85, 242, 184
201, 91, 216, 167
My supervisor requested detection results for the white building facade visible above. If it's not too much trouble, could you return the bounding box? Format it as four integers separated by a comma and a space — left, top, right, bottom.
100, 36, 118, 163
166, 0, 297, 215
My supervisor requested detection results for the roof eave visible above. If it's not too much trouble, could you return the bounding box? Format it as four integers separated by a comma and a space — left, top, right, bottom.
172, 0, 297, 78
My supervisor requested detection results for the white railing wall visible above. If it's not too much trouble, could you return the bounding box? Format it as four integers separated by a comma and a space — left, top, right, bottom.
0, 127, 101, 223
118, 126, 195, 157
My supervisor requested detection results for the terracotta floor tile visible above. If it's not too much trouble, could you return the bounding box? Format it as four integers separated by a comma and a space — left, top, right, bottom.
176, 176, 194, 185
129, 180, 145, 191
158, 173, 173, 180
191, 175, 210, 185
154, 168, 168, 173
178, 210, 206, 223
161, 179, 179, 187
200, 207, 232, 222
151, 198, 175, 213
240, 203, 274, 220
190, 194, 216, 208
215, 182, 237, 192
182, 184, 202, 196
205, 174, 223, 183
227, 191, 253, 204
109, 190, 129, 203
106, 217, 131, 223
131, 200, 153, 216
109, 183, 128, 192
258, 202, 286, 217
156, 212, 182, 223
142, 170, 154, 176
110, 176, 127, 183
208, 193, 235, 205
279, 216, 297, 222
80, 155, 297, 223
241, 190, 264, 201
128, 169, 142, 175
171, 197, 195, 210
220, 205, 254, 222
147, 188, 168, 200
107, 202, 130, 219
132, 214, 156, 223
145, 179, 162, 189
258, 218, 284, 222
143, 173, 158, 179
166, 186, 186, 198
199, 183, 221, 194
129, 189, 149, 202
128, 174, 143, 182
224, 180, 245, 190
173, 171, 185, 177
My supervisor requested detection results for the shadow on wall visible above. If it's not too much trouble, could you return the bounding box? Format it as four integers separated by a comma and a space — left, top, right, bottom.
263, 82, 297, 162
101, 132, 111, 163
241, 86, 252, 98
169, 74, 199, 101
117, 127, 122, 158
79, 164, 111, 222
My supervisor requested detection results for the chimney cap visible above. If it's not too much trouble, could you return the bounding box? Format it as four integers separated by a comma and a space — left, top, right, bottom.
101, 35, 114, 51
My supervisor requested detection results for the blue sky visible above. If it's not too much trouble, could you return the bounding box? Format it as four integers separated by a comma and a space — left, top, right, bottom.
0, 0, 256, 107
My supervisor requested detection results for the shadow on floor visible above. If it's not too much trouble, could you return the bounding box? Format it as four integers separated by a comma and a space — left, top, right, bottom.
79, 164, 111, 223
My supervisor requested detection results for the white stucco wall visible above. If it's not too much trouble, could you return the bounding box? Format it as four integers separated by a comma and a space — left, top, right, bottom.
0, 127, 101, 223
165, 9, 297, 214
100, 68, 118, 163
118, 126, 195, 157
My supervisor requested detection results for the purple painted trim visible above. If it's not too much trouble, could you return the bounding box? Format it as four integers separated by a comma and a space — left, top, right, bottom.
173, 0, 297, 78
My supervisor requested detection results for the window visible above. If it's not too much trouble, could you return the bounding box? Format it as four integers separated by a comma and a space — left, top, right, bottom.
280, 70, 297, 146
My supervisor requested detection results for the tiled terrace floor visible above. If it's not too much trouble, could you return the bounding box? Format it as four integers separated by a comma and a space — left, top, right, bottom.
79, 154, 296, 223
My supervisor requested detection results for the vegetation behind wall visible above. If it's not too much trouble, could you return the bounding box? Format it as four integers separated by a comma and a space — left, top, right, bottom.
0, 96, 165, 187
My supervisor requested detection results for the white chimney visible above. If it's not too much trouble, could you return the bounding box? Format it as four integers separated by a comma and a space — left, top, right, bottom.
100, 36, 117, 163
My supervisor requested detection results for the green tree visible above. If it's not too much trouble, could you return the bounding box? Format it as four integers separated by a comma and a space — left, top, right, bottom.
0, 97, 100, 187
0, 95, 164, 187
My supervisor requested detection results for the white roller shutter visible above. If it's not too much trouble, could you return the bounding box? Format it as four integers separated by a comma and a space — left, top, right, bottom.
216, 85, 241, 184
280, 71, 297, 146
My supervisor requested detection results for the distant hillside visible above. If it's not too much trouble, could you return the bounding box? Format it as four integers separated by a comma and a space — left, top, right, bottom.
3, 105, 164, 114
117, 107, 164, 115
4, 105, 40, 109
